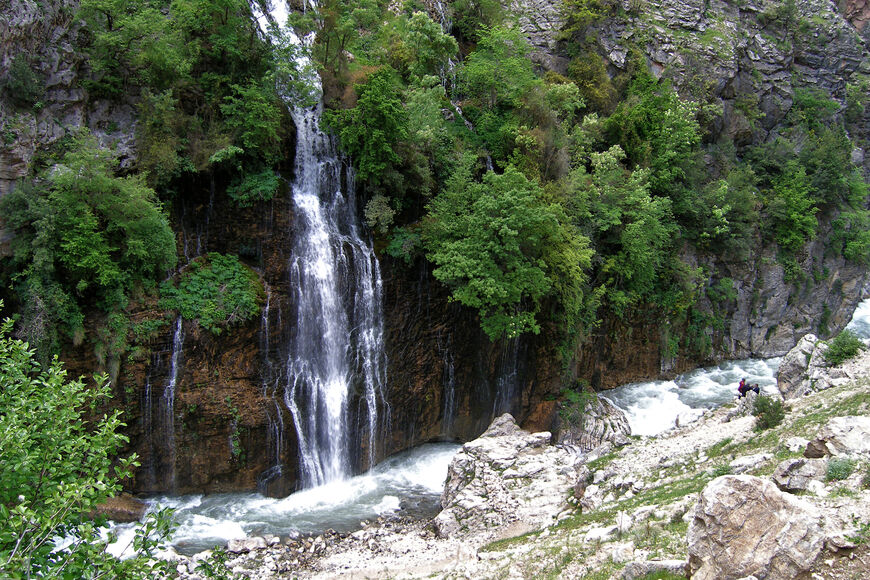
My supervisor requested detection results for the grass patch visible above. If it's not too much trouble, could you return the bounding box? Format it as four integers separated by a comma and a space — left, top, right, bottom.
706, 437, 734, 458
826, 457, 856, 481
586, 452, 619, 472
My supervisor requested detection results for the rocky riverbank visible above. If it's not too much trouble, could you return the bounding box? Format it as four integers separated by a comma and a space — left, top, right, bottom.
158, 339, 870, 579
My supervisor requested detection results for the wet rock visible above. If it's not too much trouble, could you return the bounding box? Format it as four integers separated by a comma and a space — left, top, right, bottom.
92, 494, 147, 523
772, 458, 827, 492
433, 414, 579, 539
687, 475, 824, 579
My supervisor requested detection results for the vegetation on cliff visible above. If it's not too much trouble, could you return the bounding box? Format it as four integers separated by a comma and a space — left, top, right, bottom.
1, 0, 868, 363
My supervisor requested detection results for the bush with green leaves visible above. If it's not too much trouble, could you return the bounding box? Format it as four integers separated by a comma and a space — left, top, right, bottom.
0, 54, 44, 107
0, 304, 174, 577
824, 329, 865, 366
424, 163, 592, 339
752, 394, 785, 431
826, 457, 855, 482
322, 67, 409, 183
160, 253, 263, 334
0, 132, 176, 359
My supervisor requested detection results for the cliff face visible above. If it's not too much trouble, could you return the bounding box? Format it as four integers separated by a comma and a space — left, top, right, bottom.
2, 0, 869, 496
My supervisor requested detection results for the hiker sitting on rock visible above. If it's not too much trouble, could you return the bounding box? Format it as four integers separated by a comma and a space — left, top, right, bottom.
738, 378, 748, 398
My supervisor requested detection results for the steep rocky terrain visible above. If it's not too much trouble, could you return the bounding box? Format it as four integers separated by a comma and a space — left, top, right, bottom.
168, 340, 870, 579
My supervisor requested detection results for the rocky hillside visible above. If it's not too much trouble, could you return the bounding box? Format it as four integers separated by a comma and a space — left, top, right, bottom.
172, 340, 870, 579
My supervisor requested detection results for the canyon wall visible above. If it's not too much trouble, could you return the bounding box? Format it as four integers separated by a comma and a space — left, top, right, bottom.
1, 0, 868, 495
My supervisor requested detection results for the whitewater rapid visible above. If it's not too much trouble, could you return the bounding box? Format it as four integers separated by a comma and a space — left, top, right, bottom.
605, 297, 870, 436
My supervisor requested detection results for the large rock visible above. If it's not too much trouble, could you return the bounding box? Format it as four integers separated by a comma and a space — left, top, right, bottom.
687, 475, 825, 579
92, 494, 147, 523
556, 395, 632, 452
805, 416, 870, 458
433, 414, 579, 539
772, 458, 827, 492
777, 334, 854, 399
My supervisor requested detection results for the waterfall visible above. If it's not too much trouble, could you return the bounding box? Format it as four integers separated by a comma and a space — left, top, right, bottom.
159, 316, 183, 492
493, 336, 521, 418
254, 0, 387, 489
257, 286, 288, 493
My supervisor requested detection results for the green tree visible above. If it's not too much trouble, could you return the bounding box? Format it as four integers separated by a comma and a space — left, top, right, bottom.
584, 146, 676, 314
322, 67, 409, 182
79, 0, 189, 95
0, 133, 176, 357
767, 162, 818, 253
425, 163, 592, 339
461, 25, 537, 111
0, 305, 173, 578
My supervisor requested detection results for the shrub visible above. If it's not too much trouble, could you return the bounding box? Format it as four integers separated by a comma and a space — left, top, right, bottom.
826, 457, 855, 482
0, 54, 44, 107
0, 304, 174, 577
824, 329, 865, 366
160, 253, 263, 334
226, 169, 281, 207
752, 394, 785, 431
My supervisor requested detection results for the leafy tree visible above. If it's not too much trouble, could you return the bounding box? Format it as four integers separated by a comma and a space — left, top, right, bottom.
461, 26, 537, 111
0, 305, 174, 578
379, 12, 458, 81
219, 78, 284, 162
0, 133, 176, 357
450, 0, 504, 42
79, 0, 190, 95
425, 163, 592, 339
322, 67, 409, 182
583, 146, 676, 314
604, 72, 703, 213
767, 162, 818, 253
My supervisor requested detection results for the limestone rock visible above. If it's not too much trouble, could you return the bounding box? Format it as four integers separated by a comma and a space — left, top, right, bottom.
433, 414, 578, 539
772, 458, 827, 492
556, 395, 632, 453
805, 416, 870, 457
226, 537, 268, 554
687, 475, 824, 579
777, 334, 822, 399
728, 452, 772, 474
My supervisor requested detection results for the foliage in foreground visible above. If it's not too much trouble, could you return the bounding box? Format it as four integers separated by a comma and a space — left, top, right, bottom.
0, 305, 173, 578
752, 394, 785, 431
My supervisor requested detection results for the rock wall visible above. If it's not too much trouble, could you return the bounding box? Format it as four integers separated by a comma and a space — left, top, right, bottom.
2, 0, 869, 496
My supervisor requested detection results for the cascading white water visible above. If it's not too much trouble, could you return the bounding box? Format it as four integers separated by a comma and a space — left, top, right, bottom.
493, 336, 521, 417
160, 316, 184, 491
254, 1, 387, 488
257, 286, 287, 492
